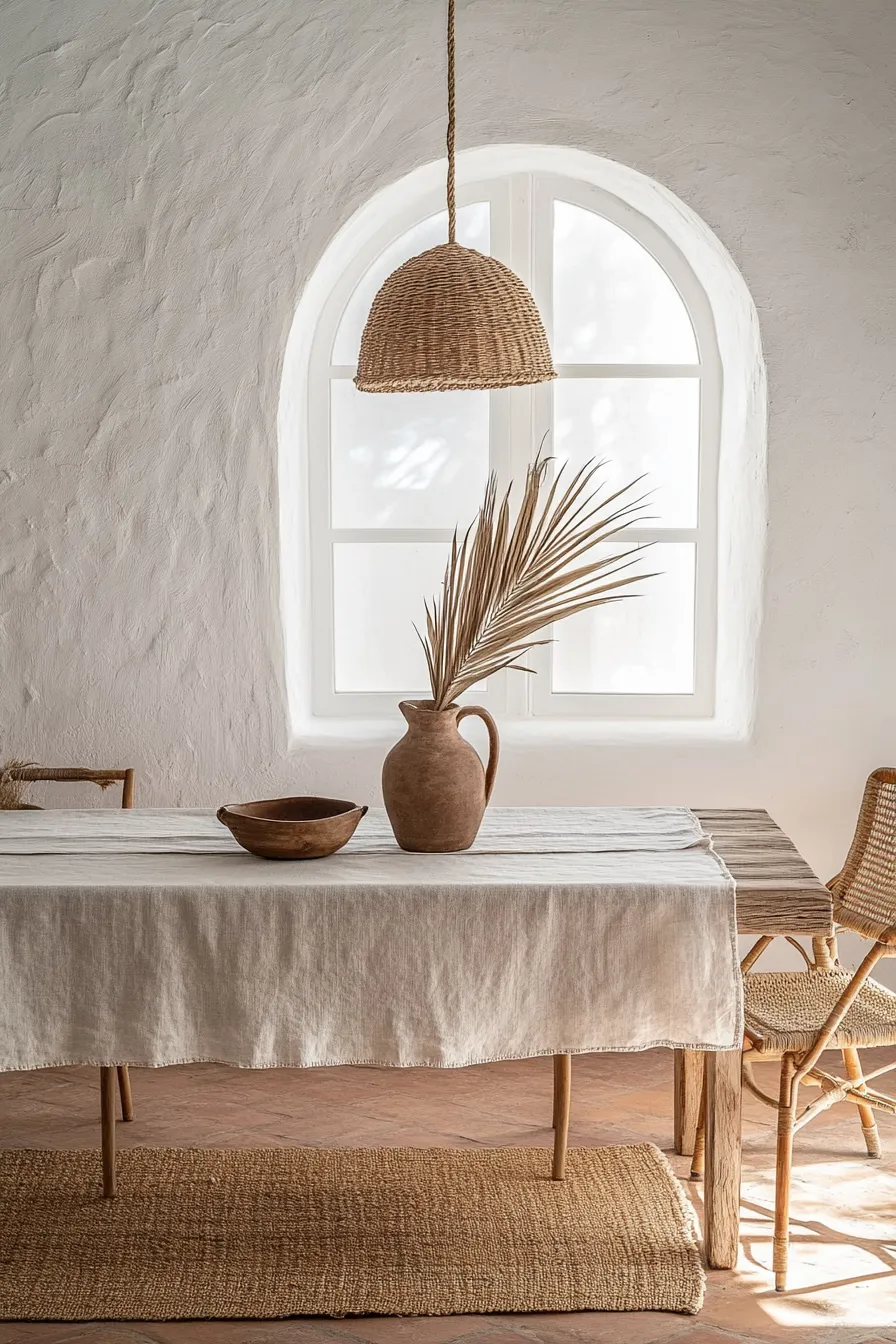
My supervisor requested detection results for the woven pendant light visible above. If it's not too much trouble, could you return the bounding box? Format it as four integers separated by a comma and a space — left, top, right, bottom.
355, 0, 556, 393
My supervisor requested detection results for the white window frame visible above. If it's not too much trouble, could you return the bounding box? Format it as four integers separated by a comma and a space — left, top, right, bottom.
307, 169, 722, 721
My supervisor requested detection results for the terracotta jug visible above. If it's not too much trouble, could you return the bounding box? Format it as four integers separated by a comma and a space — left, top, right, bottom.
382, 699, 499, 852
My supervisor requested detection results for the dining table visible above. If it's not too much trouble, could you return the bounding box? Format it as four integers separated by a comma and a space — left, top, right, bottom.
0, 804, 833, 1271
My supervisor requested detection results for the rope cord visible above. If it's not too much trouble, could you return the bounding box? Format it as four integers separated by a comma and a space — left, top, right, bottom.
446, 0, 456, 243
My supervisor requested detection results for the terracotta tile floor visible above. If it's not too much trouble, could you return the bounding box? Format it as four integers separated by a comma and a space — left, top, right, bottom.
0, 1049, 894, 1344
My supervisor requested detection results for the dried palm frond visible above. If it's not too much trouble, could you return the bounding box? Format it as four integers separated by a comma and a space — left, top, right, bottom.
420, 453, 655, 710
0, 759, 36, 810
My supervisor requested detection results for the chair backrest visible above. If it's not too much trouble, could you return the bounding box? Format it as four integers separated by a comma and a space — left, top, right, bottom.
832, 767, 896, 944
8, 766, 135, 809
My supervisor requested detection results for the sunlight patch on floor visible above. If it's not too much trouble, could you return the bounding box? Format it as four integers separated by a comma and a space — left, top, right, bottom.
732, 1164, 896, 1331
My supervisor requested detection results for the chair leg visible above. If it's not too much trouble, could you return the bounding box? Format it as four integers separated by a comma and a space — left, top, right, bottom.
773, 1053, 797, 1292
552, 1053, 571, 1180
690, 1076, 707, 1179
841, 1046, 881, 1158
117, 1065, 135, 1122
100, 1066, 117, 1199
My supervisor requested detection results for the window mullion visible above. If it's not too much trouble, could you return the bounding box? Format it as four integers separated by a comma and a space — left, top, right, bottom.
496, 174, 536, 718
327, 528, 457, 544
522, 176, 558, 715
508, 172, 536, 483
555, 363, 703, 379
616, 528, 699, 544
488, 178, 514, 491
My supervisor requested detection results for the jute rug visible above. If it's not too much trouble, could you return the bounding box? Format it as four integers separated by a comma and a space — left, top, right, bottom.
0, 1143, 704, 1321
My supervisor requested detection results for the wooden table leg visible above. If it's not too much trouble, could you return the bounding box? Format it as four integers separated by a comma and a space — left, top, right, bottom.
674, 1048, 703, 1156
100, 1066, 116, 1198
704, 1048, 742, 1269
552, 1053, 571, 1180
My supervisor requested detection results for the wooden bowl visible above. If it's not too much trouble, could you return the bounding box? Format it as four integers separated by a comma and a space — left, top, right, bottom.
216, 796, 368, 860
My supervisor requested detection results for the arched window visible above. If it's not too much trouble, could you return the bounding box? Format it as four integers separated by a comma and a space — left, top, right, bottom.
282, 147, 764, 731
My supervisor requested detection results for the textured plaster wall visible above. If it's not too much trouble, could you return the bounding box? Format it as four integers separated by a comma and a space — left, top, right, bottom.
2, 1, 896, 891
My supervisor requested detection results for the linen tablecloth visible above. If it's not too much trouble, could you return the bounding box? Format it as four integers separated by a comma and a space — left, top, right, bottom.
0, 805, 719, 855
0, 807, 740, 1070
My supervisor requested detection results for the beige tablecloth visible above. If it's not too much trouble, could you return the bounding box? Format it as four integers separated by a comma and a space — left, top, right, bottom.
0, 807, 740, 1069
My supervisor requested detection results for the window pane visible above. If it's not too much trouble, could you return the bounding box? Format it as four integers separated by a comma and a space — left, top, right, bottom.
333, 542, 448, 693
331, 382, 489, 529
553, 379, 699, 528
552, 201, 697, 364
552, 543, 695, 693
333, 203, 490, 363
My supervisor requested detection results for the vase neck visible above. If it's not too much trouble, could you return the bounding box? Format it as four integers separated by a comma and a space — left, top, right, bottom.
399, 699, 460, 734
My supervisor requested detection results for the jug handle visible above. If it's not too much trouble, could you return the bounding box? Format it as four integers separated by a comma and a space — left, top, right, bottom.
457, 705, 500, 803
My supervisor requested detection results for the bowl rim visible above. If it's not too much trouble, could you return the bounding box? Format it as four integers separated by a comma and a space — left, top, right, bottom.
217, 796, 366, 825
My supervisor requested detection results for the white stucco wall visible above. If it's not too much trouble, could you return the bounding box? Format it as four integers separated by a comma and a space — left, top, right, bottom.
3, 1, 895, 906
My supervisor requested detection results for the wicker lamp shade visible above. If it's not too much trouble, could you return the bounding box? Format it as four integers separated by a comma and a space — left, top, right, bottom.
354, 0, 556, 394
355, 242, 556, 392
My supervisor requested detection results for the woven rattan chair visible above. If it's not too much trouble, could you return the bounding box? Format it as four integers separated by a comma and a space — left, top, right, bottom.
692, 768, 896, 1291
9, 766, 137, 1192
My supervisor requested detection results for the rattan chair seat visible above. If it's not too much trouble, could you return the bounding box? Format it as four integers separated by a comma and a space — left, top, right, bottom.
744, 968, 896, 1053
